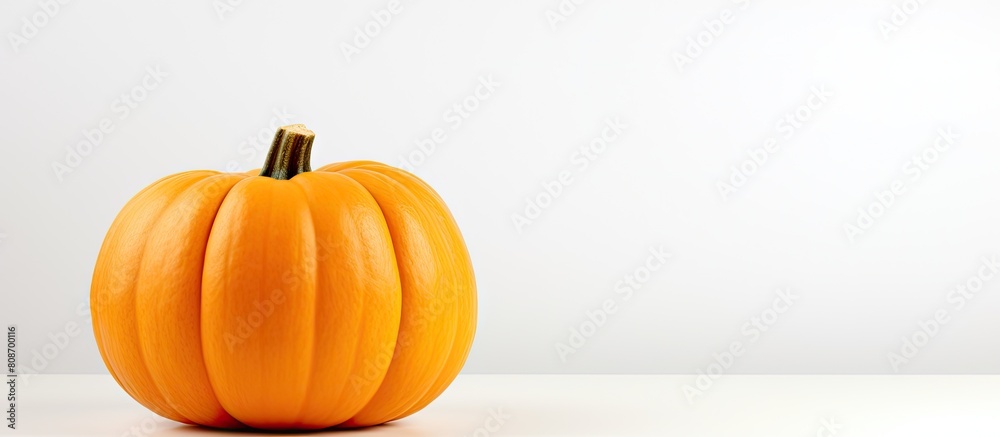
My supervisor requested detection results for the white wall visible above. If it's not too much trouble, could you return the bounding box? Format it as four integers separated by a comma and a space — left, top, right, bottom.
2, 0, 1000, 375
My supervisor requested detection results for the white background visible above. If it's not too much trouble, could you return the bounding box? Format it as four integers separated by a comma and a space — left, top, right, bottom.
2, 0, 1000, 376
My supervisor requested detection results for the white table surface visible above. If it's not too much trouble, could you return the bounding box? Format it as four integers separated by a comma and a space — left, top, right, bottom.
11, 374, 1000, 436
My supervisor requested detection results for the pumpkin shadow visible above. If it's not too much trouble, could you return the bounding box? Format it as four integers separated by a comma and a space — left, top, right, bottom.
152, 422, 430, 437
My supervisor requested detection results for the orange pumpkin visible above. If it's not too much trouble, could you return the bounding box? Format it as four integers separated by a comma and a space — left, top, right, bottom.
90, 124, 476, 430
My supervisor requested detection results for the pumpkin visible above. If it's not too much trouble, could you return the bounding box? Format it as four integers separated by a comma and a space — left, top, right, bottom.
90, 124, 476, 430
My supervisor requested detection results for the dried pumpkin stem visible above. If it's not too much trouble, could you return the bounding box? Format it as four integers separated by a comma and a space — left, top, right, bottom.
259, 124, 315, 180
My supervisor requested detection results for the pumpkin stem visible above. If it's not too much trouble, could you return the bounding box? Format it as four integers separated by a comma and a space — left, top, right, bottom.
259, 124, 315, 180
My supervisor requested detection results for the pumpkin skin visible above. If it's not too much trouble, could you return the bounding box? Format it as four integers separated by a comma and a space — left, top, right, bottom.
90, 125, 476, 430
